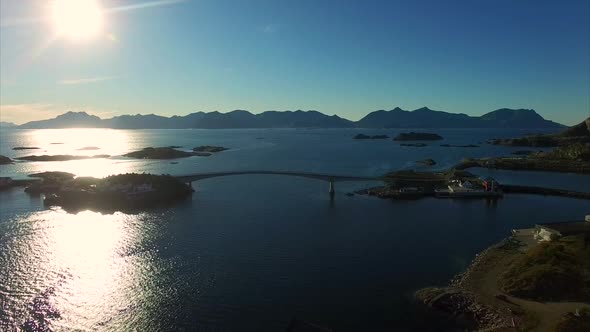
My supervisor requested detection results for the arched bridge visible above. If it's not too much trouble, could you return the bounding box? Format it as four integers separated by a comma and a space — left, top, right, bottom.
175, 171, 380, 195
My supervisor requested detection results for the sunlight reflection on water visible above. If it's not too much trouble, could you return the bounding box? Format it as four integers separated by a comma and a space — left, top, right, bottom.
0, 208, 162, 331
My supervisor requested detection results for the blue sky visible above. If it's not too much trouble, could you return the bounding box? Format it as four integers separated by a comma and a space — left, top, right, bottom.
1, 0, 589, 125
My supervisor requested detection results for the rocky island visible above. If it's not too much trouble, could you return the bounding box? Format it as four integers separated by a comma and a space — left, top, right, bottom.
124, 147, 196, 159
393, 132, 443, 141
192, 145, 229, 153
76, 146, 100, 151
26, 172, 193, 212
124, 146, 229, 159
12, 147, 40, 150
417, 159, 437, 166
0, 155, 13, 165
15, 154, 110, 162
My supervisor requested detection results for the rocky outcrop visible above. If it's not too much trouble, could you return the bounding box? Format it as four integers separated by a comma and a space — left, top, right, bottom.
415, 288, 511, 331
192, 146, 229, 153
417, 159, 437, 166
124, 147, 194, 159
12, 147, 40, 150
76, 146, 100, 151
0, 155, 13, 165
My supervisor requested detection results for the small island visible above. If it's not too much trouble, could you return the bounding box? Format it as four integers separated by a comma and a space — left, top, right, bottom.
15, 154, 110, 162
0, 155, 13, 165
76, 146, 100, 151
12, 147, 40, 150
26, 172, 193, 212
192, 145, 229, 153
393, 132, 443, 141
124, 146, 229, 159
124, 147, 195, 159
353, 134, 389, 139
416, 159, 436, 166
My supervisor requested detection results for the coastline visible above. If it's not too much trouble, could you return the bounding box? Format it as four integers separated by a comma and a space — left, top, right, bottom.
415, 233, 590, 331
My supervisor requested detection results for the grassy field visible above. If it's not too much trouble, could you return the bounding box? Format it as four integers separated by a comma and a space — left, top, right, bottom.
499, 235, 590, 302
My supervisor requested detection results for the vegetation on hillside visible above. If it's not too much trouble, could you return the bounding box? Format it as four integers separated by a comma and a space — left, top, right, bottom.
102, 173, 191, 197
382, 168, 474, 188
491, 117, 590, 147
533, 143, 590, 161
499, 235, 590, 302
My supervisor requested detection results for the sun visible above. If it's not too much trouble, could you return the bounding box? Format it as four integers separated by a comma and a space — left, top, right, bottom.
51, 0, 104, 40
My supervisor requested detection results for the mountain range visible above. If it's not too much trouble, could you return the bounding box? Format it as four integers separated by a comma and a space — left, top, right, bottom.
14, 108, 565, 129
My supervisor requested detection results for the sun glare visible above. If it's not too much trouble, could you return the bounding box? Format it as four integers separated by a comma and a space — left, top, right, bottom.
51, 0, 104, 40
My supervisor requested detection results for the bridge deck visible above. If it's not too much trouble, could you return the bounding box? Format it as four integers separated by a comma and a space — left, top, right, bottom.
175, 171, 379, 182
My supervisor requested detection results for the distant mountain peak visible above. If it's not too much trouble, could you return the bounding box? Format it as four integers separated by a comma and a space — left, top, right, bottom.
17, 108, 565, 129
481, 108, 543, 121
56, 111, 94, 117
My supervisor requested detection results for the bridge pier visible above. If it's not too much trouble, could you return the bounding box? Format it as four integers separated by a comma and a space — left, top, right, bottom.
329, 178, 335, 196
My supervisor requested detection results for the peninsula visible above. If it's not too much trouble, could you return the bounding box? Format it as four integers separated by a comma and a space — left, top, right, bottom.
415, 221, 590, 331
490, 117, 590, 147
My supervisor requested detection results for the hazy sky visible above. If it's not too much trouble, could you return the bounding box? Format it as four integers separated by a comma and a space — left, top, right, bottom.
1, 0, 589, 125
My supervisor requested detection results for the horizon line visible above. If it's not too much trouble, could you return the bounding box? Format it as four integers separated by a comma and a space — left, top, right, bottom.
1, 106, 575, 127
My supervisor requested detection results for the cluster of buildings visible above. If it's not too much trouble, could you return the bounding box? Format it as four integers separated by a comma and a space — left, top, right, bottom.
435, 177, 502, 198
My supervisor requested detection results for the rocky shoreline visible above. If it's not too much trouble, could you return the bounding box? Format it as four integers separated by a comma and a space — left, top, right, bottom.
415, 239, 524, 331
415, 234, 590, 331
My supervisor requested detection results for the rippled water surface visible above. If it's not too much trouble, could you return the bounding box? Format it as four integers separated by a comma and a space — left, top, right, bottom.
1, 128, 588, 331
